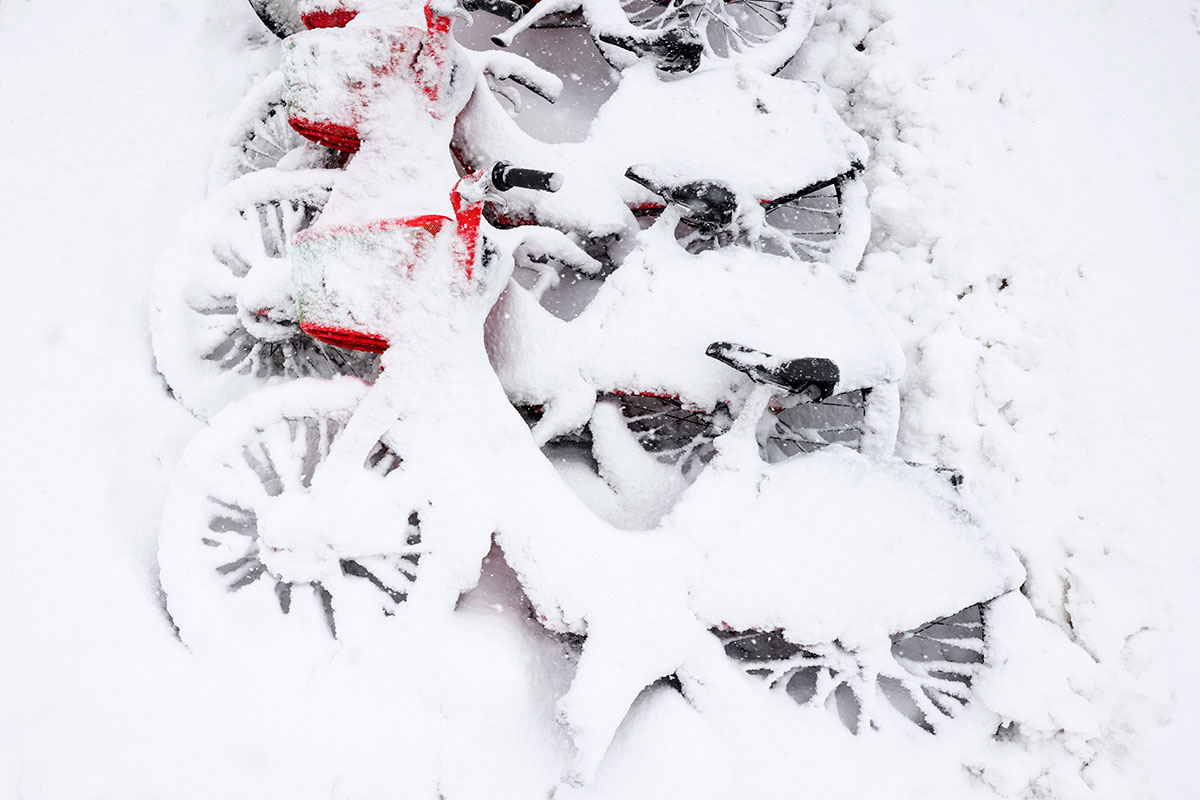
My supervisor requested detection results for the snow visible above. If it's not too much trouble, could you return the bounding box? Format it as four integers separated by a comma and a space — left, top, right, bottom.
2, 0, 1198, 798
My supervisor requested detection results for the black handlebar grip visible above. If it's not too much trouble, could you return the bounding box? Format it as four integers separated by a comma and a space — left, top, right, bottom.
462, 0, 524, 22
492, 162, 563, 193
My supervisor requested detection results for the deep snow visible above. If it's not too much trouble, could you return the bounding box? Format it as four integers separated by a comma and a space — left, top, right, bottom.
0, 0, 1197, 798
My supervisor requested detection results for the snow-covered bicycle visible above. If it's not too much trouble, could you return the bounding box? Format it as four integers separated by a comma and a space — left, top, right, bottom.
157, 0, 1026, 784
157, 151, 1024, 782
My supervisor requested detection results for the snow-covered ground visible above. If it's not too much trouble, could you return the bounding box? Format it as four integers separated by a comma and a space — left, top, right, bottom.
1, 0, 1196, 797
893, 3, 1200, 793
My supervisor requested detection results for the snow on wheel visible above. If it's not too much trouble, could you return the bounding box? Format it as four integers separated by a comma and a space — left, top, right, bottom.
596, 0, 818, 73
593, 386, 885, 473
757, 388, 872, 461
151, 168, 379, 419
208, 71, 340, 195
716, 603, 988, 734
159, 378, 419, 657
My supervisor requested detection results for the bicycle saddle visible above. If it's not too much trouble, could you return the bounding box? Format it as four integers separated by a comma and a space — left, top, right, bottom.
705, 341, 840, 401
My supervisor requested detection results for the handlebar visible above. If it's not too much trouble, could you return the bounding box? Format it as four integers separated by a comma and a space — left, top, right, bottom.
491, 161, 563, 193
462, 0, 525, 21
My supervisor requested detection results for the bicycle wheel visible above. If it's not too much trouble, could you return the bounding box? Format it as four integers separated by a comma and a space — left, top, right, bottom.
248, 0, 305, 38
757, 388, 868, 462
595, 390, 879, 472
523, 389, 887, 529
151, 169, 379, 419
758, 175, 846, 260
208, 71, 341, 195
593, 0, 817, 73
607, 394, 726, 478
630, 169, 867, 270
159, 378, 418, 656
716, 603, 987, 733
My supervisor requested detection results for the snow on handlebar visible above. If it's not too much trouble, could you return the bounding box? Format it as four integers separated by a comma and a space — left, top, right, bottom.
461, 0, 525, 21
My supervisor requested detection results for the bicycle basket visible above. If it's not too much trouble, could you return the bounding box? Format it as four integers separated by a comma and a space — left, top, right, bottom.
282, 26, 424, 152
292, 215, 452, 353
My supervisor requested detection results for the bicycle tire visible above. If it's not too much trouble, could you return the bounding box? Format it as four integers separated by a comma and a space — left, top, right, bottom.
208, 71, 341, 195
158, 378, 417, 656
604, 389, 874, 469
151, 169, 379, 419
589, 0, 818, 73
717, 602, 988, 733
